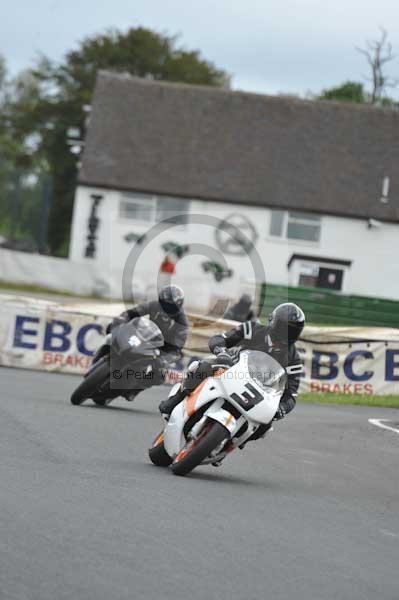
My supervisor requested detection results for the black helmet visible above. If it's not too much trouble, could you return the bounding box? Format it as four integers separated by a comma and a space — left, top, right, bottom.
268, 303, 305, 345
159, 285, 185, 315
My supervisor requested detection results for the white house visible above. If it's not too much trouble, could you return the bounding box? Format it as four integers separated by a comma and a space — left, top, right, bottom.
70, 72, 399, 312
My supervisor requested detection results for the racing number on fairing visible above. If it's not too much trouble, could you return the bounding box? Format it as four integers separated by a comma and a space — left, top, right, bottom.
230, 383, 264, 411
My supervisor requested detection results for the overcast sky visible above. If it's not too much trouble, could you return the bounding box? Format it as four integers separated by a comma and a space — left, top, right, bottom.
2, 0, 399, 97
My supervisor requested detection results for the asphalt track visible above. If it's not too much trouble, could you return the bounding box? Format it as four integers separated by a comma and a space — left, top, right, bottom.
1, 367, 398, 600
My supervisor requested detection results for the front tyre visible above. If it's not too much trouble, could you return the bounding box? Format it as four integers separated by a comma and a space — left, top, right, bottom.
148, 432, 173, 467
171, 421, 229, 476
70, 360, 110, 405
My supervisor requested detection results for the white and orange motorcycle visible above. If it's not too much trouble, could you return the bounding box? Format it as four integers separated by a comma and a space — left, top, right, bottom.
148, 350, 286, 476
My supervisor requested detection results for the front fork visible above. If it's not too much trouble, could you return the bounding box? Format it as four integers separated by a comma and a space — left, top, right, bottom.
188, 402, 260, 459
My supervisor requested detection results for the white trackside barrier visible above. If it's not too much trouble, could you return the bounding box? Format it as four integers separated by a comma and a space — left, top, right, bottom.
0, 294, 233, 376
1, 293, 399, 394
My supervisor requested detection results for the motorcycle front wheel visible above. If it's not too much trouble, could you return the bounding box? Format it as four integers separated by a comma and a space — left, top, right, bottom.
171, 420, 229, 476
70, 360, 110, 405
148, 432, 173, 467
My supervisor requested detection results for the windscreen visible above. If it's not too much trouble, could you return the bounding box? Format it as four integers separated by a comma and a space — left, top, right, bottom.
130, 317, 164, 347
247, 351, 287, 393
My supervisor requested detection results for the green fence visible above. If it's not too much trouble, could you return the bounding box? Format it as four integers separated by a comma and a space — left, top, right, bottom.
259, 283, 399, 328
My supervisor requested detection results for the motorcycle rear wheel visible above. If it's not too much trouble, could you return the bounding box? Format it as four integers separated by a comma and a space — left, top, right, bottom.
171, 420, 229, 476
70, 360, 110, 405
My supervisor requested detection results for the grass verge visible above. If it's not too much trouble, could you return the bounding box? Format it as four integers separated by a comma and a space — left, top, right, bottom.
0, 280, 102, 300
300, 393, 399, 409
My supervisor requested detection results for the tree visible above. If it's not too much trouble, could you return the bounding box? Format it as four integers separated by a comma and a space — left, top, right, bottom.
315, 29, 398, 108
318, 81, 366, 104
9, 28, 228, 255
356, 28, 397, 105
0, 59, 49, 249
0, 55, 6, 100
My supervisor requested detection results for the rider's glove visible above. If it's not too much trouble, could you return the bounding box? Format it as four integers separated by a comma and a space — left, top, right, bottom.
107, 316, 126, 334
165, 351, 181, 366
212, 345, 226, 356
213, 351, 233, 367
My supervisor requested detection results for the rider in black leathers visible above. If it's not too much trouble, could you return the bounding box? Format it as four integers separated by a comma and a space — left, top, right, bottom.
94, 285, 189, 398
117, 285, 188, 367
159, 303, 305, 437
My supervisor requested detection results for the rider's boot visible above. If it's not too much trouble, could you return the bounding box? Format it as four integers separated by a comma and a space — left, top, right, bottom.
239, 422, 273, 449
124, 389, 141, 402
159, 360, 213, 418
159, 386, 188, 419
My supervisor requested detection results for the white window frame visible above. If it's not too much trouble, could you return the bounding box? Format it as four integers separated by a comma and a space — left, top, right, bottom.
269, 210, 321, 244
119, 193, 190, 228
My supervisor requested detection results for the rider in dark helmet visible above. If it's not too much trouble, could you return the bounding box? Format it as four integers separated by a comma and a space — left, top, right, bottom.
158, 284, 185, 316
268, 302, 305, 345
94, 285, 188, 399
224, 293, 255, 322
159, 302, 305, 437
112, 284, 187, 350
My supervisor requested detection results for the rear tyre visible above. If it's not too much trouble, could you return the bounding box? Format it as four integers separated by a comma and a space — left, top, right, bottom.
148, 432, 173, 467
70, 360, 110, 405
171, 421, 229, 476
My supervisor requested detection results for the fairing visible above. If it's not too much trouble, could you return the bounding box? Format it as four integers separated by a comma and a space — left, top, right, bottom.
163, 350, 286, 458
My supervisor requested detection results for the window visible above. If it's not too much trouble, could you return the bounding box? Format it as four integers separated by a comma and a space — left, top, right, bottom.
270, 210, 285, 237
298, 266, 344, 291
298, 263, 319, 287
269, 210, 321, 242
287, 211, 321, 242
119, 194, 155, 222
288, 255, 350, 292
157, 196, 190, 226
119, 193, 190, 226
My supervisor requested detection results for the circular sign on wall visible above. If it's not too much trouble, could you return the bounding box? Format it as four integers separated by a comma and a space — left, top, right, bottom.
215, 213, 258, 256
